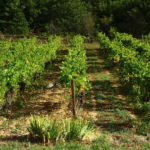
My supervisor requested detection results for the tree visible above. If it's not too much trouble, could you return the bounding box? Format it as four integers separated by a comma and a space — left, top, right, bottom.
0, 0, 29, 34
47, 0, 88, 34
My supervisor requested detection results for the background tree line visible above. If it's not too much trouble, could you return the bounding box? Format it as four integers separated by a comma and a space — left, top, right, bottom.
0, 0, 150, 36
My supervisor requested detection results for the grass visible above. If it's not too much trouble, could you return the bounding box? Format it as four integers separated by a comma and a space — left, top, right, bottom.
0, 142, 50, 150
28, 116, 62, 143
0, 135, 127, 150
144, 143, 150, 150
96, 72, 113, 81
1, 140, 150, 150
28, 117, 94, 143
114, 108, 130, 122
136, 115, 150, 135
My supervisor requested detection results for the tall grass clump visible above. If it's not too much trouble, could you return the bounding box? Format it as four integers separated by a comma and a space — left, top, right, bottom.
28, 116, 62, 143
62, 118, 93, 141
28, 116, 94, 144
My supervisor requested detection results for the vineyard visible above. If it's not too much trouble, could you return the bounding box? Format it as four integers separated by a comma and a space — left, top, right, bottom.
0, 33, 150, 150
98, 31, 150, 102
0, 37, 61, 106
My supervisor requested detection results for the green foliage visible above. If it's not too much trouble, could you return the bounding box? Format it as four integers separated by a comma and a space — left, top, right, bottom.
0, 0, 91, 34
144, 143, 150, 150
111, 31, 150, 60
91, 135, 112, 150
28, 117, 93, 143
55, 142, 88, 150
143, 33, 150, 43
115, 109, 130, 122
97, 32, 111, 55
28, 116, 50, 143
60, 35, 90, 93
98, 32, 150, 102
0, 0, 29, 34
135, 102, 150, 113
136, 112, 150, 135
0, 36, 61, 103
93, 0, 150, 36
1, 0, 150, 35
62, 118, 93, 141
49, 0, 88, 34
28, 116, 62, 143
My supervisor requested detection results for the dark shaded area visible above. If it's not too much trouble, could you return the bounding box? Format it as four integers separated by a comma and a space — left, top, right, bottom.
0, 0, 150, 36
87, 66, 103, 73
0, 135, 28, 143
45, 49, 68, 80
95, 121, 133, 133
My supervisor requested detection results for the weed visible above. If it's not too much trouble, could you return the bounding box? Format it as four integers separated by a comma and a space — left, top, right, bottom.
114, 108, 130, 122
107, 96, 120, 102
136, 113, 150, 135
90, 135, 112, 150
121, 135, 130, 143
62, 118, 93, 141
95, 93, 106, 100
55, 142, 88, 150
135, 102, 150, 114
97, 72, 112, 81
144, 143, 150, 150
47, 120, 63, 143
28, 116, 51, 143
28, 117, 94, 143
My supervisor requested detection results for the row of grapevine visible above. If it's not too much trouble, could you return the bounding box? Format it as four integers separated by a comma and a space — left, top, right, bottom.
110, 31, 150, 61
98, 32, 150, 102
60, 35, 89, 117
0, 36, 61, 105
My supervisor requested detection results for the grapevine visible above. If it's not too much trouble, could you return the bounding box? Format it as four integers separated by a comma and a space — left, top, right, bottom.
0, 36, 61, 105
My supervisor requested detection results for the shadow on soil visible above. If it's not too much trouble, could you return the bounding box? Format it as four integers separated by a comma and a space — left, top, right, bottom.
0, 135, 28, 143
84, 46, 133, 133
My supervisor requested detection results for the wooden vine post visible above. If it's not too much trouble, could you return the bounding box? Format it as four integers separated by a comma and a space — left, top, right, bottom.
71, 80, 76, 118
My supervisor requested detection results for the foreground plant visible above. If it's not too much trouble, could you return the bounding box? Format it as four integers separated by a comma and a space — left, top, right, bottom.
62, 118, 93, 141
28, 116, 93, 144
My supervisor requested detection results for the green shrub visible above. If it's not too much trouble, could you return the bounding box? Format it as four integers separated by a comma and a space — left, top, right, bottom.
60, 35, 90, 91
28, 117, 94, 143
135, 102, 150, 113
28, 116, 62, 143
62, 118, 93, 141
0, 36, 61, 103
27, 116, 50, 143
47, 120, 62, 143
98, 32, 150, 103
